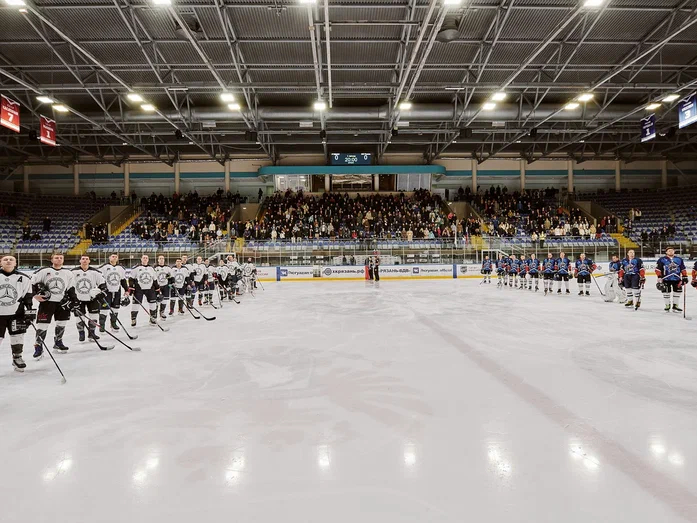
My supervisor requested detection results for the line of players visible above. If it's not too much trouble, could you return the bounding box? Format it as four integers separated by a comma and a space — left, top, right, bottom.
480, 252, 597, 296
480, 246, 697, 312
0, 251, 257, 372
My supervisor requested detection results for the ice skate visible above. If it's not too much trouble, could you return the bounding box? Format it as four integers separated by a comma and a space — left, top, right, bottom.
12, 355, 26, 372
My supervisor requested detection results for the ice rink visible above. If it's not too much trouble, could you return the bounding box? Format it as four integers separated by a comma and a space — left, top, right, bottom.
1, 278, 696, 523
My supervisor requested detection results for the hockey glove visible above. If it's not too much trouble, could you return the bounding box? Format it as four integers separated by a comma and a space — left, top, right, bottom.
618, 278, 624, 289
480, 269, 485, 274
682, 276, 689, 285
692, 279, 697, 288
156, 292, 164, 303
120, 296, 131, 306
639, 276, 646, 287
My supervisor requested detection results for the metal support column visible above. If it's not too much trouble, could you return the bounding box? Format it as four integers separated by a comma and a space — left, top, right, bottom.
73, 163, 79, 196
174, 162, 180, 194
615, 160, 621, 191
661, 159, 668, 188
225, 160, 231, 193
124, 162, 130, 196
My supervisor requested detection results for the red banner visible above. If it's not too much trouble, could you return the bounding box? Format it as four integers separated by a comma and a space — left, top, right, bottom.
1, 94, 20, 132
40, 115, 56, 146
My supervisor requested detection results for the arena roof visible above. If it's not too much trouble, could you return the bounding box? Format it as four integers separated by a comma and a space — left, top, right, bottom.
1, 0, 697, 167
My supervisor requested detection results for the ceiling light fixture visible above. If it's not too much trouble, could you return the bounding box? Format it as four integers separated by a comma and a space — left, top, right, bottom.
5, 0, 26, 5
482, 102, 496, 111
564, 102, 580, 110
36, 96, 54, 104
313, 100, 327, 111
491, 92, 507, 101
152, 0, 171, 5
141, 103, 156, 111
228, 103, 241, 111
661, 94, 679, 103
399, 101, 413, 111
583, 0, 603, 7
220, 92, 235, 102
52, 104, 69, 113
298, 0, 316, 4
127, 93, 144, 102
443, 0, 462, 5
645, 103, 661, 111
577, 93, 594, 102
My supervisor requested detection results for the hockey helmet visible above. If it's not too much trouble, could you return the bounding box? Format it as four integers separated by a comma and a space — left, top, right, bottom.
656, 281, 666, 293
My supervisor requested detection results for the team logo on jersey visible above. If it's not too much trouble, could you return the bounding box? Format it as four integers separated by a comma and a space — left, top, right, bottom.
76, 277, 93, 294
157, 272, 169, 285
0, 283, 18, 306
195, 267, 203, 276
138, 272, 153, 285
106, 272, 121, 287
243, 266, 253, 276
174, 273, 185, 286
46, 276, 66, 296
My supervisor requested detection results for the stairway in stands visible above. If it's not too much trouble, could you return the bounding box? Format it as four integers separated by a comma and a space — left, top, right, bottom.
611, 233, 639, 249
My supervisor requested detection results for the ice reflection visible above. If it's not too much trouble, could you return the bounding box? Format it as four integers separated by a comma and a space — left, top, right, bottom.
404, 443, 416, 467
132, 452, 160, 487
648, 438, 684, 466
569, 444, 599, 471
43, 455, 73, 482
487, 445, 512, 478
317, 445, 331, 471
225, 450, 246, 485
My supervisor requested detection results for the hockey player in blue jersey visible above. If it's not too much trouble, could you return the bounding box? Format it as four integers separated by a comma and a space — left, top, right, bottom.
574, 253, 597, 296
618, 249, 645, 309
541, 253, 556, 295
481, 256, 493, 284
496, 255, 507, 288
605, 254, 626, 303
655, 246, 688, 312
507, 254, 520, 289
526, 253, 540, 291
555, 252, 572, 294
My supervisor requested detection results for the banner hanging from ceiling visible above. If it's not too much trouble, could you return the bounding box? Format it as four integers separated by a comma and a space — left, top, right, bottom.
640, 113, 655, 142
0, 94, 20, 132
40, 115, 56, 146
678, 93, 697, 129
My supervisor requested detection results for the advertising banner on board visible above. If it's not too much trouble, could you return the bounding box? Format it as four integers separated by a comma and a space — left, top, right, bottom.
320, 266, 366, 279
278, 266, 314, 280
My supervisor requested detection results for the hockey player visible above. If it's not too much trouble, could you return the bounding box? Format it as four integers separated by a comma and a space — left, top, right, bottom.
526, 253, 540, 291
32, 252, 79, 356
191, 256, 207, 306
99, 253, 128, 332
169, 258, 190, 315
555, 252, 572, 294
481, 255, 493, 284
655, 246, 687, 312
496, 254, 507, 287
373, 254, 380, 282
618, 250, 645, 309
605, 254, 625, 303
129, 254, 160, 326
243, 257, 256, 291
216, 260, 229, 300
541, 253, 556, 295
0, 254, 34, 371
154, 255, 172, 319
226, 254, 242, 297
507, 254, 518, 289
71, 255, 108, 343
574, 253, 597, 296
204, 259, 217, 305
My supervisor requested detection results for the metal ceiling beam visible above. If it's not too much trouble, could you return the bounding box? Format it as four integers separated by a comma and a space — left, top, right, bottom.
324, 0, 333, 109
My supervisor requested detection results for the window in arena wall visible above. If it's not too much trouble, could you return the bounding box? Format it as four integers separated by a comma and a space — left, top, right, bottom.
275, 175, 309, 192
396, 173, 431, 191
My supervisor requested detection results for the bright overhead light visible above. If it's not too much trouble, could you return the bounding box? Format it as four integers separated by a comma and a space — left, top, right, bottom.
5, 0, 26, 5
36, 96, 53, 104
298, 0, 316, 4
122, 142, 128, 146
152, 0, 171, 4
482, 102, 496, 111
577, 93, 594, 102
564, 102, 580, 110
662, 94, 679, 103
220, 92, 235, 102
313, 100, 327, 111
52, 104, 69, 113
228, 103, 241, 111
141, 103, 156, 111
583, 0, 603, 6
646, 103, 661, 111
399, 101, 412, 111
127, 93, 143, 102
491, 92, 507, 101
18, 7, 27, 12
444, 0, 461, 5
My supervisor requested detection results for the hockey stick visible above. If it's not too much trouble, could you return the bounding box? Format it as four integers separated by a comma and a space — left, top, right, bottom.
28, 322, 67, 384
256, 278, 265, 291
132, 295, 169, 332
189, 303, 216, 321
591, 274, 606, 297
74, 309, 140, 351
181, 298, 201, 319
99, 297, 138, 340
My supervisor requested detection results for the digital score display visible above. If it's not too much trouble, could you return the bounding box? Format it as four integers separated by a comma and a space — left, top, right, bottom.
330, 153, 372, 165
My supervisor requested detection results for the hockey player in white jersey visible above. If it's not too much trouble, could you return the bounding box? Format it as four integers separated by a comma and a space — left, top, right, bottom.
169, 258, 191, 315
604, 254, 626, 303
32, 252, 79, 356
204, 259, 217, 305
226, 254, 241, 298
129, 255, 160, 326
192, 256, 207, 306
243, 257, 256, 292
154, 255, 173, 319
99, 253, 128, 332
216, 260, 230, 301
0, 254, 34, 371
71, 255, 109, 345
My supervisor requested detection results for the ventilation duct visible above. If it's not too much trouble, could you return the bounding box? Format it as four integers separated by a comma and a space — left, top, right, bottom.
174, 15, 203, 40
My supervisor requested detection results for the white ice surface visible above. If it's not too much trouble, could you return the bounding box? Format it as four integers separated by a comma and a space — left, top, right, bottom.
1, 279, 697, 523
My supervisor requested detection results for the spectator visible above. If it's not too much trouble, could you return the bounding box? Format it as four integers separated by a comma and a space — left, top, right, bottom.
42, 216, 51, 232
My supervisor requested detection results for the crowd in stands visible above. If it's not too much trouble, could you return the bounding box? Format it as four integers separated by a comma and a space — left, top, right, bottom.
85, 223, 109, 244
255, 189, 455, 241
